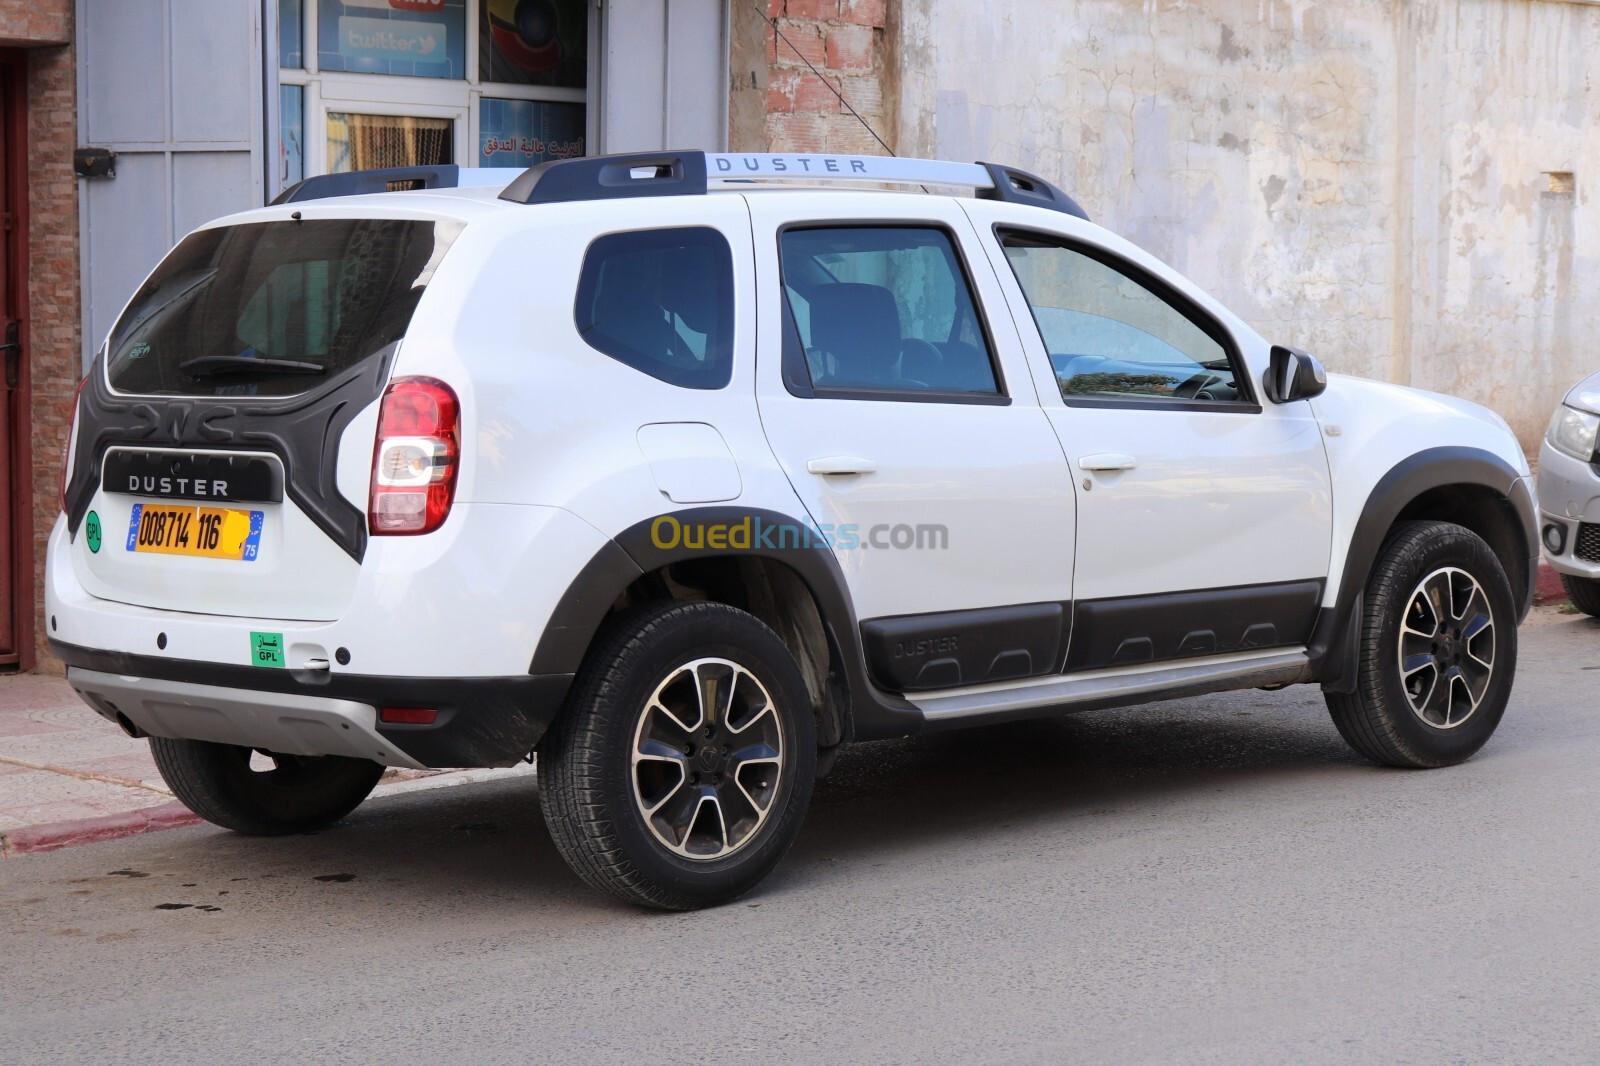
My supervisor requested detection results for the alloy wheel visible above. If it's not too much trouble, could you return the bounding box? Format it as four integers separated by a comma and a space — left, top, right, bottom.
1396, 566, 1496, 729
630, 657, 784, 860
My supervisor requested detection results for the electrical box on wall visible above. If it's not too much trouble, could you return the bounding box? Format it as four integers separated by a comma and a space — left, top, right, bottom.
73, 147, 115, 179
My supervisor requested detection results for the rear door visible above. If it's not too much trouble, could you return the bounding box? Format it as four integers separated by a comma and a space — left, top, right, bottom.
750, 192, 1078, 693
62, 214, 463, 621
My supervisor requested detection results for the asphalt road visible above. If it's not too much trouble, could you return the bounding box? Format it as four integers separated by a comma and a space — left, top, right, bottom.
4, 609, 1600, 1065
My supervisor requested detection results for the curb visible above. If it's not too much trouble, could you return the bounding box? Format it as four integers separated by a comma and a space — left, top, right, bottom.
0, 762, 538, 859
0, 801, 201, 858
1534, 558, 1566, 608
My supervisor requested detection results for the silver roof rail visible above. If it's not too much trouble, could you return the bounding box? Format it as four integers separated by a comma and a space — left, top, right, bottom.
498, 151, 1090, 220
706, 153, 990, 188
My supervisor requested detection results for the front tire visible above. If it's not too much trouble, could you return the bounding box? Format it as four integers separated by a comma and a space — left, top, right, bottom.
1326, 521, 1517, 768
149, 738, 384, 835
1561, 573, 1600, 618
539, 601, 817, 910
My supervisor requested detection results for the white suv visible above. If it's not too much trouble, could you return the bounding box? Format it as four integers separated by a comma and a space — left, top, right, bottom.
49, 152, 1536, 909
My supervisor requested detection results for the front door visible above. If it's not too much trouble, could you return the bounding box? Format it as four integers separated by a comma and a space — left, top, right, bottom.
969, 201, 1333, 673
750, 193, 1077, 693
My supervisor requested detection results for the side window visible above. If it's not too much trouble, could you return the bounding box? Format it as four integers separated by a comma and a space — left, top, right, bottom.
574, 227, 735, 390
998, 230, 1245, 404
779, 226, 1001, 397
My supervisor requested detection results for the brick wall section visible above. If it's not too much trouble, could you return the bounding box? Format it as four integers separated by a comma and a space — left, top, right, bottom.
26, 40, 79, 672
0, 1, 70, 46
3, 0, 78, 671
754, 0, 895, 155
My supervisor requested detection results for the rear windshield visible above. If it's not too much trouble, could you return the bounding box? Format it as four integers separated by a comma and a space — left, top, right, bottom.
107, 218, 462, 397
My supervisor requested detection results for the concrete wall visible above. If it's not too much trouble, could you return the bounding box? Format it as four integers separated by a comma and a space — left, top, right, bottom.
886, 0, 1600, 449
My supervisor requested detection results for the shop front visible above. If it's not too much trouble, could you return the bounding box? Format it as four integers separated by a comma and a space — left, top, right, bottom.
276, 0, 590, 186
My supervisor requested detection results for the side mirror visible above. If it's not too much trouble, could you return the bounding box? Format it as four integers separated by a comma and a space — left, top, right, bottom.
1265, 345, 1327, 403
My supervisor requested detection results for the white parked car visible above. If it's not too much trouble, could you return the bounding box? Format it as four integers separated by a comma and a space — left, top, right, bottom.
1538, 371, 1600, 615
49, 153, 1536, 909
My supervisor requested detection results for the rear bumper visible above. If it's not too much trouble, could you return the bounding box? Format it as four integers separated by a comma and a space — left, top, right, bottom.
53, 640, 571, 769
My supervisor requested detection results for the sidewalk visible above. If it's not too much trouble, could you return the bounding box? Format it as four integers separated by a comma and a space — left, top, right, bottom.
0, 671, 534, 858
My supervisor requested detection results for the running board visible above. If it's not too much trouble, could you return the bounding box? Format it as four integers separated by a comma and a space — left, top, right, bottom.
911, 648, 1311, 729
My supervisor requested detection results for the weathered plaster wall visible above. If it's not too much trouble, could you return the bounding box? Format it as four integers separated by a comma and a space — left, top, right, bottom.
896, 0, 1599, 447
1398, 2, 1600, 443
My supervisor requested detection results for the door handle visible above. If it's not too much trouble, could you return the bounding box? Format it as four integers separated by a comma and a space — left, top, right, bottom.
806, 456, 877, 476
1078, 453, 1137, 472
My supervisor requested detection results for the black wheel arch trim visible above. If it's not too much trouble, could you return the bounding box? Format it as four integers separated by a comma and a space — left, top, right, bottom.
1310, 446, 1535, 693
528, 506, 922, 742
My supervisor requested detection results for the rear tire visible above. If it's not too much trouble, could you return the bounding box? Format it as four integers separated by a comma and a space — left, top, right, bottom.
539, 601, 817, 910
1561, 573, 1600, 618
1326, 520, 1516, 769
150, 738, 384, 835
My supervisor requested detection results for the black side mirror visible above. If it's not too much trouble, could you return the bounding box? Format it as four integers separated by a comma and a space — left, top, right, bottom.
1265, 345, 1327, 403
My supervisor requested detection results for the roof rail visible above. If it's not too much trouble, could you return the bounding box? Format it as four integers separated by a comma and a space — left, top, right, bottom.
271, 164, 463, 205
497, 150, 1090, 220
498, 153, 709, 206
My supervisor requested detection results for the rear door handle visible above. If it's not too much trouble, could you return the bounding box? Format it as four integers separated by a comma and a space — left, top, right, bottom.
806, 456, 877, 476
1078, 453, 1137, 472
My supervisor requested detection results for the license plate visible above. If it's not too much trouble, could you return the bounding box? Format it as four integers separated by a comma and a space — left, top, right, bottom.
125, 503, 264, 561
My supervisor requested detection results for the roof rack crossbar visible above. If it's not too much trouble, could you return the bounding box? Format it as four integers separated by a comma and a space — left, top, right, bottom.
270, 164, 463, 205
498, 150, 1090, 220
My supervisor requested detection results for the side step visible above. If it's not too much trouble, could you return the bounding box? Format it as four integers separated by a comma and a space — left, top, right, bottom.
911, 649, 1311, 729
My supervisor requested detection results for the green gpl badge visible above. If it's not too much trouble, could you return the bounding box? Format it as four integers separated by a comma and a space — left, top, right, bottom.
85, 511, 102, 554
250, 631, 285, 669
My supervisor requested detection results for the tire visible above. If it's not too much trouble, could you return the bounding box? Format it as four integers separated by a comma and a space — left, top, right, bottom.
1331, 521, 1516, 765
1326, 520, 1517, 769
1561, 573, 1600, 618
539, 601, 818, 910
149, 737, 385, 835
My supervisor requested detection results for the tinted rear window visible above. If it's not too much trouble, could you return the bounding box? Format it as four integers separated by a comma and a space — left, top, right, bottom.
107, 218, 462, 397
573, 227, 735, 390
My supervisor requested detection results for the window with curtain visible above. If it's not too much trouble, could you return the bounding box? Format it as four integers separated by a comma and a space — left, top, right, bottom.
327, 113, 454, 174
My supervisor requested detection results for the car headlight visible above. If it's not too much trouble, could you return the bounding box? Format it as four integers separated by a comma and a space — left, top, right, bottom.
1547, 404, 1600, 462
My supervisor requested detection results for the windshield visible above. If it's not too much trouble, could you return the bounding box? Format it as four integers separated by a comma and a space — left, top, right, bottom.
106, 217, 462, 397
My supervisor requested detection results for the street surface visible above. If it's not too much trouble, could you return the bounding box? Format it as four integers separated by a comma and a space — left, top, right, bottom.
3, 608, 1598, 1064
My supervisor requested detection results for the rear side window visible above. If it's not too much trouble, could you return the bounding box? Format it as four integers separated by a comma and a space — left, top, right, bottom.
778, 226, 1000, 397
108, 218, 461, 397
574, 227, 735, 390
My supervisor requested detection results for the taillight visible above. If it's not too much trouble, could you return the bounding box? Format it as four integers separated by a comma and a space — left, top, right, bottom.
368, 376, 460, 536
59, 375, 89, 514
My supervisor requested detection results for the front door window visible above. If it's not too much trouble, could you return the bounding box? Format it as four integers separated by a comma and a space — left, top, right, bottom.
998, 231, 1249, 406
